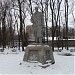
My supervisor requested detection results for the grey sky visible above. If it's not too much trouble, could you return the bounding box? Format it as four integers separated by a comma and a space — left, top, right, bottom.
25, 0, 75, 28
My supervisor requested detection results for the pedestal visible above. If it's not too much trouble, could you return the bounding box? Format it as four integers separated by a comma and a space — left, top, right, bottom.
23, 43, 55, 64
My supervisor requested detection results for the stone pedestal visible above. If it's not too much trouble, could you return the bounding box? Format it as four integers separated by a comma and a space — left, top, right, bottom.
23, 43, 55, 64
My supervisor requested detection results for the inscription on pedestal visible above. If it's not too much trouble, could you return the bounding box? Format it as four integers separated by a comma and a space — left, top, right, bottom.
28, 50, 39, 61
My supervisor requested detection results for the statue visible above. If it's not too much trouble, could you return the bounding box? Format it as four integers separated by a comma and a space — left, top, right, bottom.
23, 7, 55, 65
31, 7, 44, 43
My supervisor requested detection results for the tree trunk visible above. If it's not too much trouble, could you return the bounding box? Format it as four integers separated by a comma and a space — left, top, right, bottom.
2, 10, 6, 50
18, 0, 24, 51
52, 10, 54, 51
65, 0, 68, 50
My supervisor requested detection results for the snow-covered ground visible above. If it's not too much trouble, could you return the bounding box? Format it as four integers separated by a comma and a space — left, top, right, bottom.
0, 47, 75, 75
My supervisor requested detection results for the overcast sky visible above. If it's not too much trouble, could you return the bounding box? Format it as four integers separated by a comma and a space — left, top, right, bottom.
25, 0, 75, 28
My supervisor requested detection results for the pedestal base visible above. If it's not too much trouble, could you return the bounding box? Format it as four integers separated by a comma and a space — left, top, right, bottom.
23, 43, 55, 64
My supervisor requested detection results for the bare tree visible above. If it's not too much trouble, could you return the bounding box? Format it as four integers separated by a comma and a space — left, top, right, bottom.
1, 1, 10, 50
10, 0, 29, 51
64, 0, 68, 50
49, 0, 55, 51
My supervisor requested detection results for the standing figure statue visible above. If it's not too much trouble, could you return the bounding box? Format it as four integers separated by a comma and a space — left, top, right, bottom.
31, 7, 44, 43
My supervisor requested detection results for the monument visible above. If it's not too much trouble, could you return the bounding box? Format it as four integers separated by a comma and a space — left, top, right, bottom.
23, 7, 55, 64
31, 7, 44, 43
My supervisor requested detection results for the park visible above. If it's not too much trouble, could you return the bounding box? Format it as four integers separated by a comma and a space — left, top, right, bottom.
0, 0, 75, 75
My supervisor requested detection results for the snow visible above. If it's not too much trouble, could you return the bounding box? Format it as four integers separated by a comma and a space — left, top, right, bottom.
45, 37, 75, 41
45, 37, 57, 40
28, 45, 50, 47
0, 48, 75, 75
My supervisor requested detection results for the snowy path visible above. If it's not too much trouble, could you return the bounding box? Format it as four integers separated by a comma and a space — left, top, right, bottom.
0, 51, 75, 75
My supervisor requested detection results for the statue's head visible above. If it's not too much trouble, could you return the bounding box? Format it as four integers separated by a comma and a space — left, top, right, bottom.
35, 7, 38, 12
